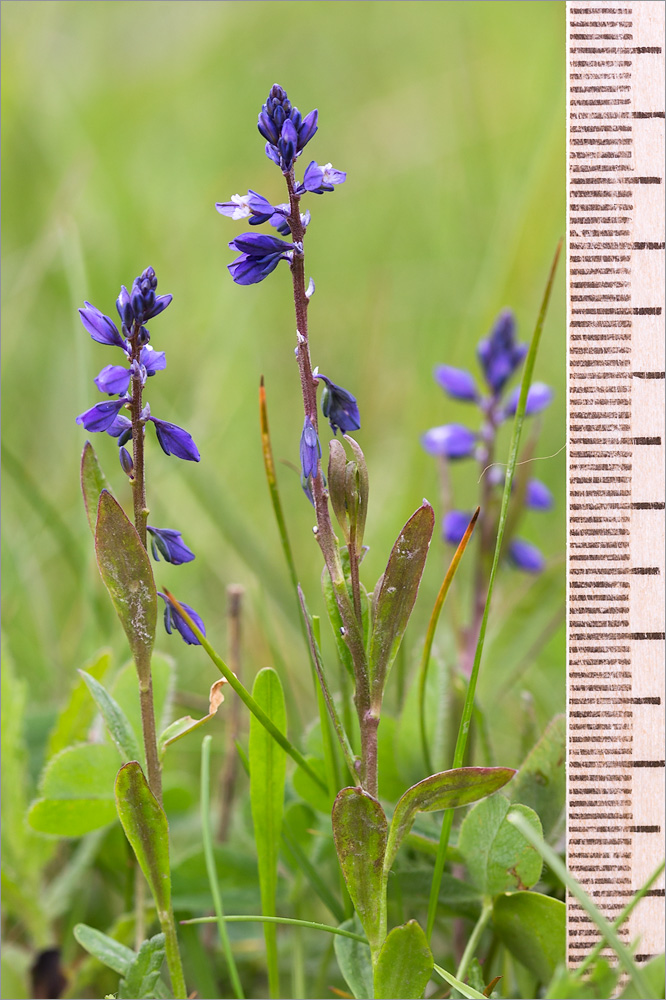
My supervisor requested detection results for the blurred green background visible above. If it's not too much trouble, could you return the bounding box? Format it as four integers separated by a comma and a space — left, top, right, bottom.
1, 0, 565, 772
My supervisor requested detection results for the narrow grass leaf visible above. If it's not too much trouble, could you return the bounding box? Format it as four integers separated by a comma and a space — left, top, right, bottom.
249, 667, 287, 1000
433, 963, 486, 999
373, 920, 433, 1000
95, 491, 156, 684
385, 766, 515, 873
79, 670, 141, 762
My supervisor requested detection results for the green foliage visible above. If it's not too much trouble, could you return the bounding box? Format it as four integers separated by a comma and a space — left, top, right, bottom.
334, 916, 374, 1000
47, 650, 112, 759
493, 891, 565, 982
80, 441, 111, 535
117, 933, 166, 1000
79, 670, 142, 762
373, 920, 433, 1000
459, 796, 543, 896
385, 767, 516, 872
368, 502, 435, 711
115, 762, 171, 916
332, 788, 388, 952
28, 743, 119, 836
508, 714, 565, 839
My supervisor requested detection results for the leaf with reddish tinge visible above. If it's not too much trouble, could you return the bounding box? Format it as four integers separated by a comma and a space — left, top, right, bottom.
95, 491, 156, 683
384, 766, 516, 873
332, 787, 387, 952
115, 761, 171, 916
368, 502, 434, 710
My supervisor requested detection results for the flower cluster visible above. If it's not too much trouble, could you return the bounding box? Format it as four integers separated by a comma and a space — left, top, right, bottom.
422, 309, 553, 572
217, 84, 358, 504
76, 267, 205, 642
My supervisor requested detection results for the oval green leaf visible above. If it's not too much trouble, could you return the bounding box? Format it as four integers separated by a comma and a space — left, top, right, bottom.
73, 922, 136, 975
459, 796, 543, 897
374, 920, 433, 1000
368, 502, 434, 710
385, 766, 515, 873
28, 743, 119, 837
115, 761, 171, 916
493, 890, 565, 982
332, 787, 387, 951
95, 491, 156, 683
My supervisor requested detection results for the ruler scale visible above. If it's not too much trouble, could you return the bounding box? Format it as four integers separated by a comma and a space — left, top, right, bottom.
566, 0, 665, 974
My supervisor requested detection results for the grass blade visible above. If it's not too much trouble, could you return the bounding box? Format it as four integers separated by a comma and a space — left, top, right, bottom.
249, 668, 287, 999
181, 914, 367, 943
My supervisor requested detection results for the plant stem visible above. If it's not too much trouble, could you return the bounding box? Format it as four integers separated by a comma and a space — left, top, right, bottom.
455, 900, 492, 984
161, 909, 188, 1000
128, 321, 162, 804
201, 735, 244, 999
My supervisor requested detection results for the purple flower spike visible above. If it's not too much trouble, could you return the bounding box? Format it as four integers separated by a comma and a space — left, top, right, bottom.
79, 303, 127, 350
147, 526, 195, 565
477, 310, 527, 395
421, 423, 476, 459
315, 374, 360, 435
94, 364, 131, 396
76, 398, 127, 433
525, 478, 554, 511
149, 416, 200, 462
443, 510, 473, 546
434, 365, 479, 402
508, 538, 545, 573
140, 346, 166, 376
297, 109, 318, 150
504, 382, 553, 418
300, 416, 321, 480
158, 592, 205, 645
302, 161, 347, 194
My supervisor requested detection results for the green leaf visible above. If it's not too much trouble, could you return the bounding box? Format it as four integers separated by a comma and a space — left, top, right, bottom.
322, 566, 355, 681
94, 491, 156, 683
79, 671, 141, 762
249, 667, 286, 999
292, 756, 331, 814
385, 767, 516, 873
545, 959, 619, 999
47, 649, 112, 759
493, 891, 565, 983
458, 796, 543, 896
115, 762, 171, 916
368, 502, 434, 709
433, 963, 486, 999
118, 933, 166, 1000
508, 715, 565, 840
373, 920, 433, 1000
28, 744, 119, 836
332, 787, 387, 951
333, 916, 373, 1000
73, 923, 136, 975
81, 441, 111, 534
619, 955, 665, 1000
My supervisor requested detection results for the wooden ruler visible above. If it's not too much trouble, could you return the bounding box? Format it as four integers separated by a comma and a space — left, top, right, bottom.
567, 0, 665, 973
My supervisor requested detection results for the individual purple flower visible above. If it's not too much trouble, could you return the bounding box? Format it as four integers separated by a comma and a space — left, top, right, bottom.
508, 538, 545, 573
140, 345, 167, 376
434, 365, 479, 403
228, 233, 296, 286
421, 424, 476, 459
525, 478, 553, 511
158, 592, 205, 645
79, 303, 128, 350
314, 374, 360, 435
106, 413, 132, 441
149, 416, 200, 462
76, 398, 127, 433
504, 382, 553, 418
147, 526, 195, 565
94, 364, 132, 396
302, 161, 347, 194
443, 510, 473, 546
300, 416, 321, 480
477, 310, 527, 395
